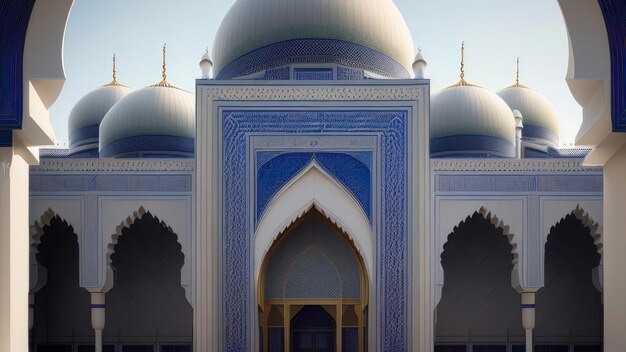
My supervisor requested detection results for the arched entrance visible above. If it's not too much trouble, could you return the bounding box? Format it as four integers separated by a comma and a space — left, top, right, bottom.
32, 215, 92, 352
435, 211, 524, 351
104, 212, 193, 351
534, 213, 603, 351
258, 209, 368, 352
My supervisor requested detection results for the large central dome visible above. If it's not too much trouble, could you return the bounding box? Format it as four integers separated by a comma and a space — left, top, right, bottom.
212, 0, 415, 79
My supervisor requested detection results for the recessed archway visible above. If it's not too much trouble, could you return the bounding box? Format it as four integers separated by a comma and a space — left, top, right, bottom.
435, 210, 524, 350
258, 209, 368, 352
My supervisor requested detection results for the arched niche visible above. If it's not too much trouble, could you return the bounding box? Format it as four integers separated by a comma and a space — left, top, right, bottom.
32, 213, 92, 349
540, 200, 603, 291
103, 211, 193, 347
435, 202, 523, 307
254, 162, 373, 291
258, 210, 368, 352
101, 200, 192, 304
535, 211, 603, 348
435, 210, 524, 348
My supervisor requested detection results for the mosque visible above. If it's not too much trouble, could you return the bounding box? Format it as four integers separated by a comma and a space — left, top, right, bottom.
2, 0, 625, 352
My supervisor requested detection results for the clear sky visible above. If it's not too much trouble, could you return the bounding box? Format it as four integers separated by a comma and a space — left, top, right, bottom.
49, 0, 581, 146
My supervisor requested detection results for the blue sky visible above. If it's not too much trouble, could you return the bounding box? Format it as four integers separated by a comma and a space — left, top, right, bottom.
49, 0, 581, 146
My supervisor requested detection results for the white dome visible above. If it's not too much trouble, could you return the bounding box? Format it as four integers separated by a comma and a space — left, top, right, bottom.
212, 0, 415, 79
68, 84, 132, 153
99, 85, 195, 158
497, 86, 560, 147
431, 84, 516, 157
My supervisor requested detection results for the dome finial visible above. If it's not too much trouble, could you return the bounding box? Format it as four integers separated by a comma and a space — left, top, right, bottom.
516, 57, 520, 86
112, 54, 117, 83
508, 57, 528, 89
103, 54, 125, 87
162, 43, 167, 81
447, 42, 472, 88
460, 42, 465, 79
150, 44, 180, 89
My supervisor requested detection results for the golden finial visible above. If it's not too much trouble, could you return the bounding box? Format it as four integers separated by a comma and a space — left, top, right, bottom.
508, 57, 528, 89
102, 54, 125, 87
112, 54, 117, 82
516, 57, 520, 86
205, 46, 209, 54
150, 43, 181, 89
460, 41, 465, 81
162, 43, 167, 81
418, 46, 422, 53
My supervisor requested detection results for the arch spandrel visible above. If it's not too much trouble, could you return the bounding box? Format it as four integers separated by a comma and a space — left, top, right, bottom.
254, 161, 373, 287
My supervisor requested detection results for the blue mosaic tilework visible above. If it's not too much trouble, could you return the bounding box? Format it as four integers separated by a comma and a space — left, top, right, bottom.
99, 135, 194, 158
216, 39, 411, 80
222, 110, 409, 351
262, 67, 290, 80
337, 67, 365, 80
294, 68, 334, 80
524, 147, 592, 159
430, 135, 515, 158
69, 124, 99, 148
256, 152, 371, 222
598, 0, 626, 132
522, 125, 559, 146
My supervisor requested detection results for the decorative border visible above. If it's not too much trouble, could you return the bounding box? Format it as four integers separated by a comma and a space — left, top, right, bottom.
31, 159, 194, 172
221, 110, 409, 351
597, 0, 626, 132
431, 159, 603, 172
216, 39, 411, 80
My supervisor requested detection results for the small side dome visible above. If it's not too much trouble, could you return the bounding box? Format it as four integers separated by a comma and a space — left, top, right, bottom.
99, 46, 195, 158
68, 56, 132, 156
431, 86, 517, 157
430, 43, 516, 158
497, 58, 559, 147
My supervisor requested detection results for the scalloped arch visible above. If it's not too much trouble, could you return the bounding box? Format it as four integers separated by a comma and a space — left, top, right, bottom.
440, 207, 522, 295
103, 206, 190, 303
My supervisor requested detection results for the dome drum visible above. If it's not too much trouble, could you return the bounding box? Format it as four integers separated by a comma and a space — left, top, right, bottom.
216, 39, 411, 80
99, 135, 194, 158
430, 135, 516, 158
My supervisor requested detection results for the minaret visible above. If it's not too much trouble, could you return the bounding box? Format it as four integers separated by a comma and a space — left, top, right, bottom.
412, 47, 427, 79
199, 47, 213, 79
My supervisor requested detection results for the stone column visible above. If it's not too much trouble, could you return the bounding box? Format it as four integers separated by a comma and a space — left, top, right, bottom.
521, 292, 536, 352
91, 292, 106, 352
0, 147, 31, 352
604, 145, 626, 350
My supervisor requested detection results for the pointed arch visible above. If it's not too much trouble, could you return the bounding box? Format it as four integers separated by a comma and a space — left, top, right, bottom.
254, 161, 373, 288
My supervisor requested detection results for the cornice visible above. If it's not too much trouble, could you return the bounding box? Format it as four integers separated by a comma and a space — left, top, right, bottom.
30, 158, 194, 173
431, 159, 603, 173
